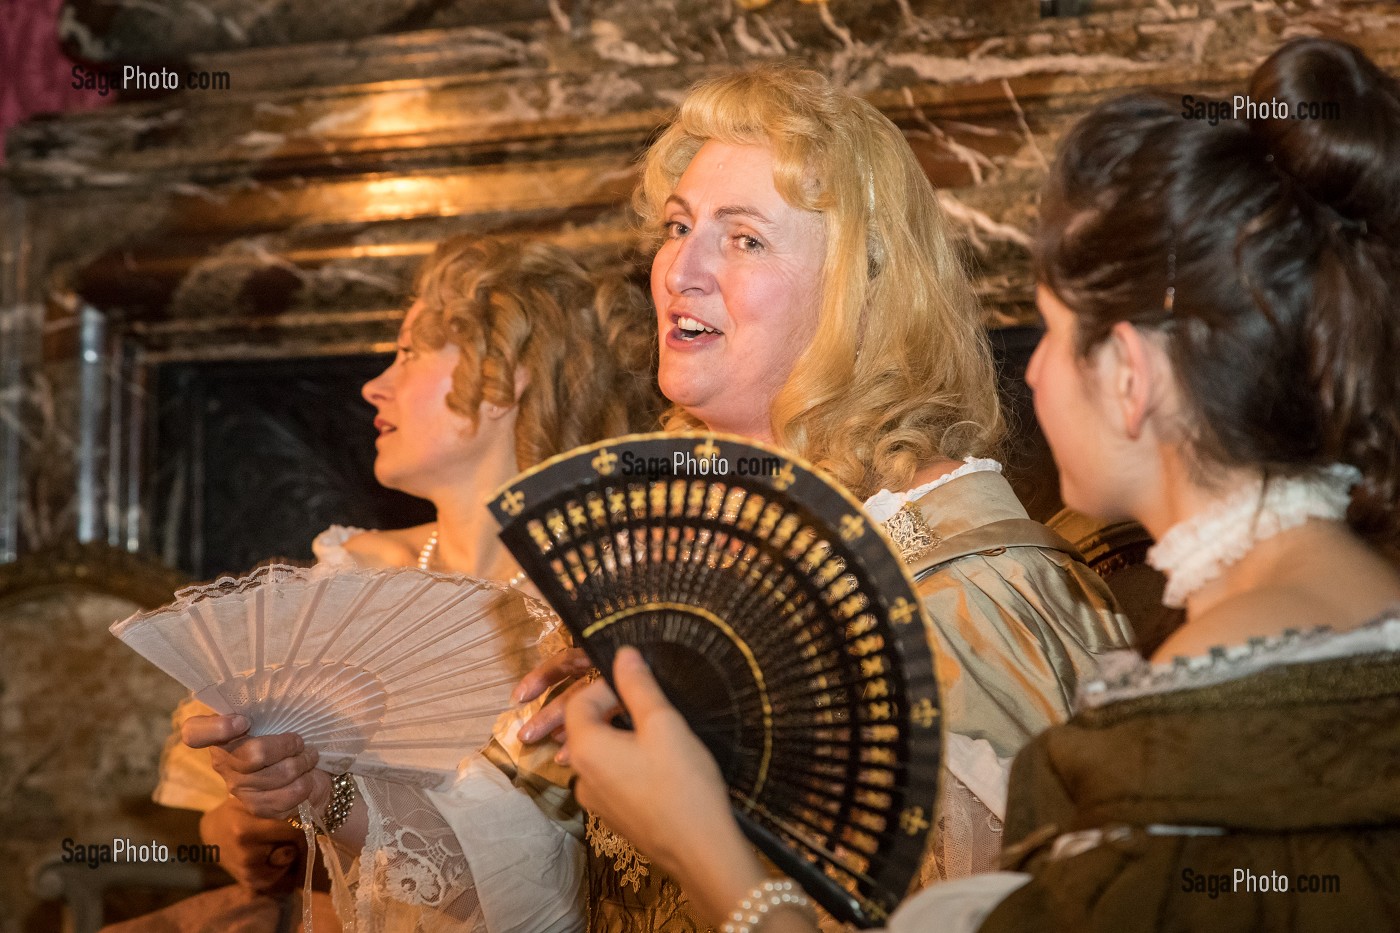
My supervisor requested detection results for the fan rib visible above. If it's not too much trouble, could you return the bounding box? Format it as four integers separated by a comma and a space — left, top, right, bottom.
188, 603, 236, 684
306, 572, 393, 665
281, 577, 332, 667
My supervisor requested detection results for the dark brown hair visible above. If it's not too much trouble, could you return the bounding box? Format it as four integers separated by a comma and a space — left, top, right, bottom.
1037, 37, 1400, 545
411, 236, 660, 469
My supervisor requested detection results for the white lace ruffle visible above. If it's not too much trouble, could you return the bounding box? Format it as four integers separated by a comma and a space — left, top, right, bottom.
1080, 608, 1400, 708
314, 524, 372, 570
863, 458, 1003, 523
1146, 464, 1361, 608
922, 769, 1005, 885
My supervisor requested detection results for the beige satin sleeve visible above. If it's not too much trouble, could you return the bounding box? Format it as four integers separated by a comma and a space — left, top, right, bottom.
921, 545, 1133, 760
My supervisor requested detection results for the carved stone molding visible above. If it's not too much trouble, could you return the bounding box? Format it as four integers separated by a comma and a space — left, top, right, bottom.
0, 539, 186, 611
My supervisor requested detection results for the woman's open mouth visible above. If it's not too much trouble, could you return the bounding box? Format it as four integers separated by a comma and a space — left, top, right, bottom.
670, 314, 723, 344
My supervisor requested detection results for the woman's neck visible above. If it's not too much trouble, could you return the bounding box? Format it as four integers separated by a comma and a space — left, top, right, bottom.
428, 500, 520, 580
422, 432, 523, 580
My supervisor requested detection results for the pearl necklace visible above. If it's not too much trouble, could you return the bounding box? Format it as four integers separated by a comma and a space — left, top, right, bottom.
1146, 464, 1362, 609
417, 527, 528, 587
417, 529, 440, 571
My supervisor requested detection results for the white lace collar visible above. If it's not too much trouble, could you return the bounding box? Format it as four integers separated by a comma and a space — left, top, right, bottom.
1146, 464, 1361, 608
1079, 605, 1400, 708
863, 458, 1003, 523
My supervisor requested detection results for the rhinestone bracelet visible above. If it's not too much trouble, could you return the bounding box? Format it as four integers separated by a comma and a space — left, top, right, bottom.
288, 772, 356, 836
720, 879, 815, 933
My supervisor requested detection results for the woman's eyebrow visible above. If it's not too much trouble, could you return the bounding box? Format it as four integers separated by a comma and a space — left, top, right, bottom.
714, 205, 774, 227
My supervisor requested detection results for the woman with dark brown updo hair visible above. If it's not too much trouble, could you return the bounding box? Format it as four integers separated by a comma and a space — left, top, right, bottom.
557, 37, 1400, 933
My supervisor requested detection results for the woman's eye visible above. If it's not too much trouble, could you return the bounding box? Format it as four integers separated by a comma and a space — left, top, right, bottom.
663, 220, 690, 238
735, 234, 764, 252
396, 344, 416, 360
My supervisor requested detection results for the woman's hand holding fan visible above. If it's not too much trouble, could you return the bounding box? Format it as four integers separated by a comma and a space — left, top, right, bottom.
195, 784, 305, 891
183, 714, 330, 820
564, 647, 768, 928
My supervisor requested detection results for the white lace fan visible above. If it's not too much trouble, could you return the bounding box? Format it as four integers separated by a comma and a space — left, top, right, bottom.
111, 564, 552, 790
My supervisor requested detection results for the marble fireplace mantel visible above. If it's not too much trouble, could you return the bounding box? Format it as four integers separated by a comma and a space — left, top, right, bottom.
3, 0, 1399, 565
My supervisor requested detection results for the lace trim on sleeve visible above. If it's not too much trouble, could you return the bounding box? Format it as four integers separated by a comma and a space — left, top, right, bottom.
326, 776, 485, 933
922, 770, 1005, 884
1081, 611, 1400, 708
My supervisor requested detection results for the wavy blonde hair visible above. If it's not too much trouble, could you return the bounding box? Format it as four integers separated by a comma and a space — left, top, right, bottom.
637, 64, 1003, 499
410, 236, 660, 469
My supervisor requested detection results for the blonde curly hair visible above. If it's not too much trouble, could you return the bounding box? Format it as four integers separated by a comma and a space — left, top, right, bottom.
637, 64, 1003, 499
410, 236, 660, 469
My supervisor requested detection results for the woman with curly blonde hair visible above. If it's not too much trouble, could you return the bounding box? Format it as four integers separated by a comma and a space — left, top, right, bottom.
516, 64, 1131, 932
152, 235, 659, 933
636, 65, 1001, 499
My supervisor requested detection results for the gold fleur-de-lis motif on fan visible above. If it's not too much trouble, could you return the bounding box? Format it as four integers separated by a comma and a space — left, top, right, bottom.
839, 514, 866, 542
499, 490, 525, 516
695, 438, 720, 460
772, 463, 796, 491
899, 806, 930, 836
888, 597, 916, 626
592, 448, 619, 475
910, 697, 938, 729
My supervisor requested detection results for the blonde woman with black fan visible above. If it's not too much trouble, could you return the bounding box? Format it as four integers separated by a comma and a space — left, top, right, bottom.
561, 37, 1400, 933
147, 236, 658, 933
511, 64, 1132, 933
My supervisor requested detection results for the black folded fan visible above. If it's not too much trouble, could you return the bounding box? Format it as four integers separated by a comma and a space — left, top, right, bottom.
489, 433, 942, 927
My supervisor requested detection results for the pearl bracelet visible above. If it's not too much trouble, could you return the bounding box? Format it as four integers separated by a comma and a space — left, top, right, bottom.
720, 879, 815, 933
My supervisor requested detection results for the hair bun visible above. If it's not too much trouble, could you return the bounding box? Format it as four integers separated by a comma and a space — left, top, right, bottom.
1246, 38, 1400, 236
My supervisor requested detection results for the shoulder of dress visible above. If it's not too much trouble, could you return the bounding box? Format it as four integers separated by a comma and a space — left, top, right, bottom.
909, 470, 1027, 533
313, 525, 425, 569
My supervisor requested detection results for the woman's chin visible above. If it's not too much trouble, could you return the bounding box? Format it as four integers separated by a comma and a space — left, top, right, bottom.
372, 462, 418, 497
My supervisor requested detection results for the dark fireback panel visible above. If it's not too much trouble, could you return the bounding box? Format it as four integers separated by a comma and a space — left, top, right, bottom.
148, 354, 434, 579
991, 325, 1061, 523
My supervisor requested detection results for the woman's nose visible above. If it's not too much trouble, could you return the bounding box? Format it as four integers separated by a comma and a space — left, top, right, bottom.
362, 363, 392, 405
662, 233, 714, 296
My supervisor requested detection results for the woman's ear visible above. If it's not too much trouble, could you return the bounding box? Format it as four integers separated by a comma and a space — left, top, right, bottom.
1105, 321, 1159, 440
485, 367, 532, 420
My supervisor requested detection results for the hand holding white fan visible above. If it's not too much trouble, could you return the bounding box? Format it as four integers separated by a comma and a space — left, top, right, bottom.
113, 563, 555, 792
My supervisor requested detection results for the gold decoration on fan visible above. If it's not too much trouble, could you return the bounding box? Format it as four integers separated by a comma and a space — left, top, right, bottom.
499, 489, 525, 516
888, 597, 916, 626
899, 806, 931, 836
592, 447, 619, 475
910, 698, 938, 729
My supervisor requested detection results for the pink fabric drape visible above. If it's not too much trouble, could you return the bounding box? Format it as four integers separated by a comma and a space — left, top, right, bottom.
1, 0, 110, 163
